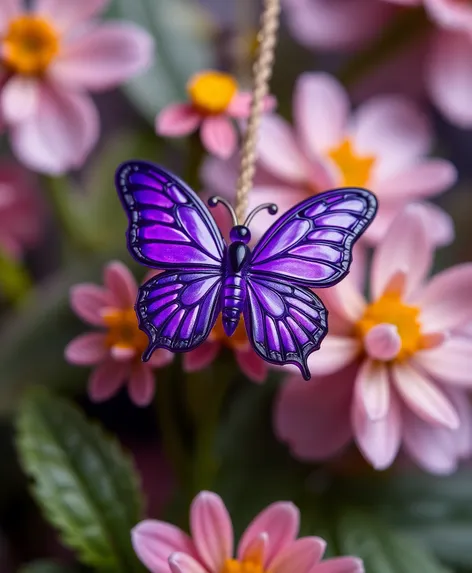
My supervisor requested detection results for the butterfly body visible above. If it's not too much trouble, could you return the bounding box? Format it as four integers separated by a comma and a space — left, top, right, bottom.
115, 160, 378, 380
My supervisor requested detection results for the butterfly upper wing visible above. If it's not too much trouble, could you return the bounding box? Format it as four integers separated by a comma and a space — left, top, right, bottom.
243, 275, 327, 380
138, 270, 222, 357
116, 161, 225, 270
250, 188, 377, 287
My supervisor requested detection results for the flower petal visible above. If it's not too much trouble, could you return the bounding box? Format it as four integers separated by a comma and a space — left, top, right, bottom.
148, 349, 174, 369
235, 347, 268, 383
275, 366, 355, 461
65, 333, 108, 365
258, 115, 308, 183
413, 337, 472, 386
314, 557, 364, 573
352, 381, 401, 470
88, 359, 129, 402
270, 537, 327, 573
200, 116, 237, 159
227, 92, 276, 118
169, 553, 207, 573
392, 361, 459, 428
129, 363, 156, 407
183, 342, 220, 373
294, 72, 348, 157
190, 491, 233, 572
321, 275, 366, 324
1, 76, 40, 124
0, 0, 20, 30
51, 23, 153, 91
283, 0, 392, 51
34, 0, 108, 31
426, 30, 472, 128
241, 533, 268, 564
238, 502, 299, 567
364, 324, 401, 362
132, 520, 197, 573
371, 204, 433, 300
11, 84, 99, 174
104, 260, 138, 308
354, 359, 390, 421
351, 96, 431, 179
157, 103, 201, 137
70, 283, 113, 326
306, 335, 361, 376
418, 263, 472, 331
425, 0, 472, 31
403, 407, 461, 475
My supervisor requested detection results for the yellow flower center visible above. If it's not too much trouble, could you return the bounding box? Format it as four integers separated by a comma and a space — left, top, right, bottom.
221, 559, 264, 573
2, 15, 60, 76
102, 307, 149, 357
328, 138, 376, 187
187, 70, 238, 115
356, 292, 423, 361
209, 315, 248, 350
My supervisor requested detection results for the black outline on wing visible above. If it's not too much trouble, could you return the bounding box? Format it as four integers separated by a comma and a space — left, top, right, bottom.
250, 188, 378, 287
115, 160, 225, 270
243, 274, 328, 380
137, 270, 222, 358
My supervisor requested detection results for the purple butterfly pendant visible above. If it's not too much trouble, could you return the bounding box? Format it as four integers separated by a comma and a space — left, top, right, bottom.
115, 161, 377, 380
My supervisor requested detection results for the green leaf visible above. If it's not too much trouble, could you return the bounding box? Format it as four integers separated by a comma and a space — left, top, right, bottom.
16, 389, 145, 573
19, 560, 77, 573
114, 0, 214, 121
334, 470, 472, 568
337, 509, 450, 573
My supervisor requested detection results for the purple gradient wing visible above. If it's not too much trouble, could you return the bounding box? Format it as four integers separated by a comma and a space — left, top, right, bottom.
137, 270, 222, 358
250, 188, 377, 287
244, 275, 327, 380
116, 161, 225, 270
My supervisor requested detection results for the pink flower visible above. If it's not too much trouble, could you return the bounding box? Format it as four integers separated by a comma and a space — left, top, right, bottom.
203, 73, 455, 246
157, 70, 275, 159
183, 203, 268, 383
0, 160, 42, 258
65, 261, 173, 406
275, 205, 472, 474
0, 0, 153, 174
282, 0, 472, 128
132, 490, 363, 573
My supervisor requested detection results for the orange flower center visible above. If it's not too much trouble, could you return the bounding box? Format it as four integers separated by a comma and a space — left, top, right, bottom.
102, 307, 149, 358
187, 70, 238, 115
209, 315, 248, 350
221, 559, 264, 573
328, 138, 376, 187
356, 292, 423, 361
2, 15, 60, 76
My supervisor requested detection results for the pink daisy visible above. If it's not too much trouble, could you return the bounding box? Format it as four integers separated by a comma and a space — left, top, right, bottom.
132, 490, 363, 573
0, 159, 42, 258
65, 261, 173, 407
275, 205, 472, 474
282, 0, 472, 128
156, 70, 275, 159
202, 73, 456, 246
0, 0, 153, 174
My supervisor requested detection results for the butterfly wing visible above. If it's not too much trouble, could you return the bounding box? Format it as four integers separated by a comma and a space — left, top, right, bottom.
138, 270, 222, 357
250, 188, 377, 287
116, 161, 225, 270
243, 275, 327, 380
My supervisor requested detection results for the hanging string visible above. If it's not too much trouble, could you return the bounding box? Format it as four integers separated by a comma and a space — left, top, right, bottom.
234, 0, 281, 224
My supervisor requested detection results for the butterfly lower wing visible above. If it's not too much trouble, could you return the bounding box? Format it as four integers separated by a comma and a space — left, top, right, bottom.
244, 274, 328, 380
137, 270, 222, 358
250, 188, 377, 287
116, 161, 225, 270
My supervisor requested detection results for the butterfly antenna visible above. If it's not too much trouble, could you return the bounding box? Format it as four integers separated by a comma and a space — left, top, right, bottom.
244, 203, 278, 228
208, 196, 238, 227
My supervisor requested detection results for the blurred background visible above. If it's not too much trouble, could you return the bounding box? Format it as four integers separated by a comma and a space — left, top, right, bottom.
0, 0, 471, 572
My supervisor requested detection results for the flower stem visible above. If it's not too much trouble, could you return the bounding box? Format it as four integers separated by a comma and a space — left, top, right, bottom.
185, 133, 206, 191
0, 250, 32, 307
338, 7, 430, 87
